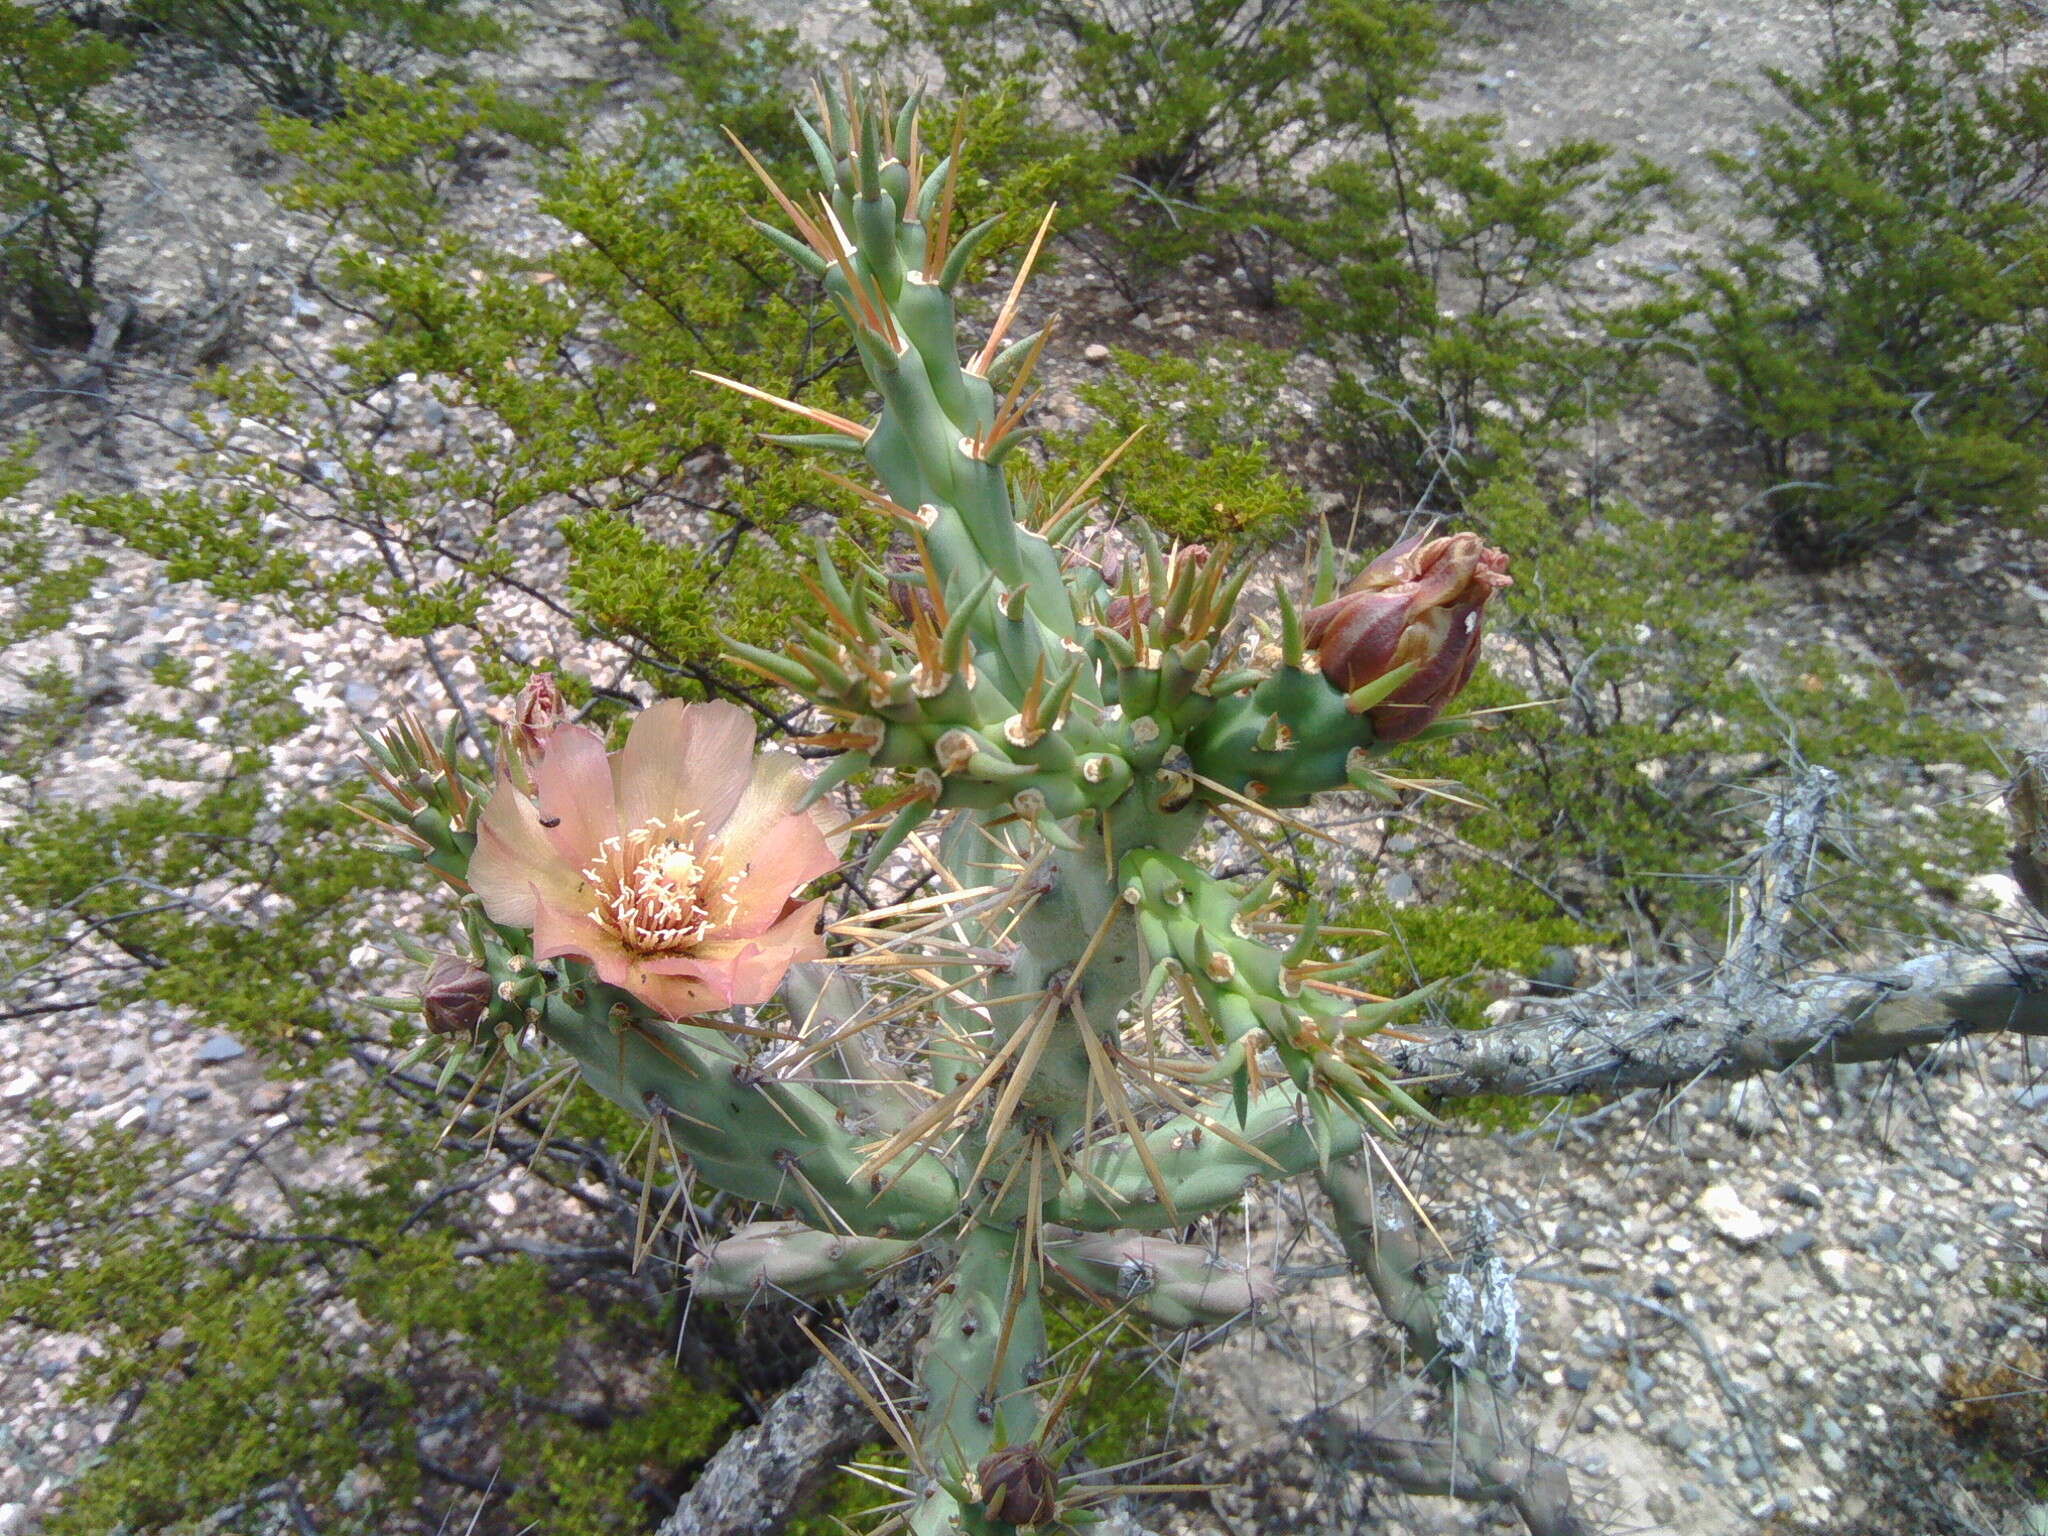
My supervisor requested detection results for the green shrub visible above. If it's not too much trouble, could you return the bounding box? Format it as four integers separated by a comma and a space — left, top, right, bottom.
0, 1118, 734, 1535
0, 440, 106, 652
69, 73, 881, 718
1684, 0, 2048, 566
134, 0, 511, 119
0, 0, 131, 346
1040, 343, 1309, 546
871, 0, 1333, 293
592, 0, 812, 159
0, 538, 741, 1532
1280, 0, 1670, 506
1, 66, 880, 1524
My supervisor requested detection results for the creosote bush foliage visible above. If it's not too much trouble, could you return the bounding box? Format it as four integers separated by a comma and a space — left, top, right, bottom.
878, 0, 1673, 505
72, 66, 879, 711
0, 1119, 735, 1534
1040, 342, 1309, 546
1684, 0, 2048, 565
0, 0, 132, 346
1278, 0, 1672, 507
872, 0, 1330, 291
133, 0, 514, 120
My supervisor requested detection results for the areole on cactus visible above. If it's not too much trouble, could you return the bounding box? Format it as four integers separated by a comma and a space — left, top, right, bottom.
365, 77, 1508, 1536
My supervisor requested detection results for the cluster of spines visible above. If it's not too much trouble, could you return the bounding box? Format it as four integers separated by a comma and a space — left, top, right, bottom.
354, 711, 483, 887
1121, 847, 1439, 1153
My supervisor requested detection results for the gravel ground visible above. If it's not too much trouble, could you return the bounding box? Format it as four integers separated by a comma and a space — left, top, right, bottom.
1189, 1035, 2048, 1536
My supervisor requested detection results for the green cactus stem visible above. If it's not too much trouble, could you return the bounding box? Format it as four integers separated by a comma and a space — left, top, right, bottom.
382, 77, 1494, 1536
686, 1221, 915, 1302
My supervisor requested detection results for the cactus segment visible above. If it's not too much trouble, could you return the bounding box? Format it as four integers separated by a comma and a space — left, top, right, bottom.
1044, 1229, 1277, 1328
687, 1220, 914, 1302
911, 1221, 1046, 1535
935, 214, 1003, 291
1120, 847, 1437, 1138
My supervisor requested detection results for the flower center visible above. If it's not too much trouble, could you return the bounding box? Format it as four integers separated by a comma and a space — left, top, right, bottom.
583, 813, 740, 955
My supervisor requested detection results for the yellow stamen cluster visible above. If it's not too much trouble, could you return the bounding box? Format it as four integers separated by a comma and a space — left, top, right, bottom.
583, 813, 740, 955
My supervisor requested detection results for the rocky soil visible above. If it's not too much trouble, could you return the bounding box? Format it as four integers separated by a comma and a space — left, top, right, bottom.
2, 2, 2046, 1534
1192, 1037, 2048, 1536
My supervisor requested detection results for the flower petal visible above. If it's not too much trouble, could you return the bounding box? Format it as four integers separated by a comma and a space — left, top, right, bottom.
717, 749, 806, 847
717, 811, 839, 940
648, 897, 826, 1008
470, 780, 586, 927
531, 889, 619, 973
617, 700, 757, 834
619, 968, 729, 1020
534, 724, 619, 863
1305, 590, 1414, 693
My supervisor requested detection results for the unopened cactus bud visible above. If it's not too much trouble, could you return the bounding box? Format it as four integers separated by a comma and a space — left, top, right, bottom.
1302, 532, 1510, 743
977, 1442, 1060, 1527
1103, 590, 1152, 637
1096, 543, 1126, 589
511, 672, 566, 762
421, 956, 493, 1039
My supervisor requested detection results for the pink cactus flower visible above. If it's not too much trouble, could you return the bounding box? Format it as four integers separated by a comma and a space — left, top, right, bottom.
468, 699, 845, 1020
1302, 531, 1511, 743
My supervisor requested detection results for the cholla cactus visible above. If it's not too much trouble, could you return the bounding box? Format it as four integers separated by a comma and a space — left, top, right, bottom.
366, 82, 1509, 1536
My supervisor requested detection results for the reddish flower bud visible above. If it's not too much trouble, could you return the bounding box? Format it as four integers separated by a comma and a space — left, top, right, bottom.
421, 956, 493, 1039
1103, 590, 1153, 637
977, 1443, 1060, 1528
1096, 543, 1126, 590
511, 673, 566, 763
1302, 532, 1511, 743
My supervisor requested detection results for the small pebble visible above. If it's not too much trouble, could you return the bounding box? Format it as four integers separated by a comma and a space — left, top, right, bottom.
1699, 1182, 1773, 1246
248, 1083, 292, 1114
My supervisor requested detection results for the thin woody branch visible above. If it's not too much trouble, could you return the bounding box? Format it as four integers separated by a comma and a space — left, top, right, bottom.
1376, 765, 2044, 1103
